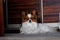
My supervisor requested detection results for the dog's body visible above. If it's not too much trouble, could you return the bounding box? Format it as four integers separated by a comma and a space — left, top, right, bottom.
20, 10, 57, 34
20, 10, 39, 34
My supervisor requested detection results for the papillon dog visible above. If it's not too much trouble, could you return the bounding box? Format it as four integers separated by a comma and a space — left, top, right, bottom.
20, 10, 39, 34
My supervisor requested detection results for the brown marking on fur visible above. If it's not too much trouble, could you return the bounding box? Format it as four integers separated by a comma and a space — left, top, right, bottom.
31, 10, 37, 15
22, 10, 37, 23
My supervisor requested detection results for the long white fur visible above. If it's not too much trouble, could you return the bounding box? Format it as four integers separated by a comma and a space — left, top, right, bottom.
21, 21, 39, 34
20, 14, 57, 34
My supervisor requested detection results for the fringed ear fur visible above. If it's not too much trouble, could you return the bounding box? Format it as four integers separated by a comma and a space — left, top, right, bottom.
21, 11, 26, 16
31, 10, 37, 15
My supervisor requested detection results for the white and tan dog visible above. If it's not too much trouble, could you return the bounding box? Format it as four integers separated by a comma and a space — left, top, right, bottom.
20, 10, 39, 34
20, 10, 57, 34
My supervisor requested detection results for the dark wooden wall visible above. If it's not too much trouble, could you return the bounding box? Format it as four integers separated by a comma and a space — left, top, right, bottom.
7, 0, 59, 23
7, 0, 41, 24
43, 0, 59, 23
0, 0, 4, 36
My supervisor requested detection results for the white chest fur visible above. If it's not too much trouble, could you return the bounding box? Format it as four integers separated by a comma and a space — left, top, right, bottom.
20, 23, 58, 34
20, 21, 39, 34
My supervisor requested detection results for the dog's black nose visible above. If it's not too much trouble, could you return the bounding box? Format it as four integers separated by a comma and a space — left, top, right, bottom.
29, 20, 31, 23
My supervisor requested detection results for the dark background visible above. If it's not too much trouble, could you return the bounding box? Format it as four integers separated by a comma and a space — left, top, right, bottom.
43, 0, 59, 23
7, 0, 41, 24
7, 0, 59, 24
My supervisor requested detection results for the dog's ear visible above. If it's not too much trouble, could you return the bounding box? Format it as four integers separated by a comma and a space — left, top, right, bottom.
31, 10, 37, 15
21, 11, 26, 16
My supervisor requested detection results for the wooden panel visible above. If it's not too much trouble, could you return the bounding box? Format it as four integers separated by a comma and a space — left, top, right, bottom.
0, 0, 4, 36
43, 0, 59, 23
8, 0, 41, 24
8, 18, 22, 24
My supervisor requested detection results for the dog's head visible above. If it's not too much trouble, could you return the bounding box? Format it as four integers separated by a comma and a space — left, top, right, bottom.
22, 10, 37, 23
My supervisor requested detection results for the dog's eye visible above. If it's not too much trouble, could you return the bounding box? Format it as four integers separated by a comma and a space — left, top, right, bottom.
24, 18, 28, 20
31, 17, 37, 20
34, 17, 37, 19
24, 18, 27, 19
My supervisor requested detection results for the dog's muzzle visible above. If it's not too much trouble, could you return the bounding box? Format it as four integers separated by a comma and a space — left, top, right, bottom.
29, 19, 32, 23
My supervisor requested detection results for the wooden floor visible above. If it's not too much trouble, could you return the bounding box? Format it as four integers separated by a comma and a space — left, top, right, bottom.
0, 32, 60, 40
